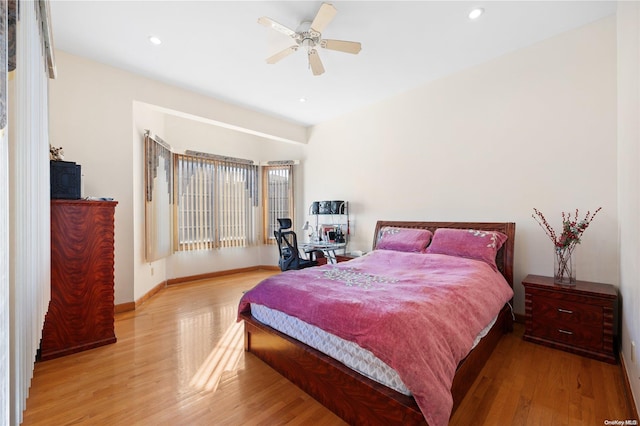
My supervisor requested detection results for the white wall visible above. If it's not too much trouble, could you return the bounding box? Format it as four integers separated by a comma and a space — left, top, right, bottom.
48, 52, 135, 304
305, 16, 618, 316
617, 1, 640, 413
49, 51, 307, 304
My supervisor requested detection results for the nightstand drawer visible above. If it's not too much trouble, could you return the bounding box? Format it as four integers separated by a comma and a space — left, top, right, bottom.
531, 318, 603, 351
531, 296, 602, 327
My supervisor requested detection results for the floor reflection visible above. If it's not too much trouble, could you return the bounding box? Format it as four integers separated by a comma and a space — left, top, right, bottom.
188, 315, 244, 392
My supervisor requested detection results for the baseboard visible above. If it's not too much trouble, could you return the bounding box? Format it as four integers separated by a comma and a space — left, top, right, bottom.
259, 265, 281, 271
115, 266, 279, 313
114, 302, 135, 313
114, 281, 167, 313
166, 265, 278, 285
135, 280, 167, 309
620, 351, 640, 421
514, 312, 526, 324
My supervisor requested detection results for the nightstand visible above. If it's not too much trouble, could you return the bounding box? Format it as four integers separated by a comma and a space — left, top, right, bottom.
522, 274, 617, 364
335, 253, 358, 263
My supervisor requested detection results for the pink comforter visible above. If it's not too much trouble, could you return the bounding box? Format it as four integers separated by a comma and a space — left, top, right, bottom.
238, 250, 513, 426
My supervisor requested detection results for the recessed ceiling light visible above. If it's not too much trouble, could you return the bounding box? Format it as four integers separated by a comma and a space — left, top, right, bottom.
299, 97, 307, 103
468, 8, 484, 20
148, 36, 162, 45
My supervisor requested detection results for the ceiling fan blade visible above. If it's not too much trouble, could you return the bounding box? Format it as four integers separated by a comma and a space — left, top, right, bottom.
258, 16, 297, 38
310, 3, 337, 34
308, 49, 325, 76
320, 39, 362, 54
266, 46, 298, 64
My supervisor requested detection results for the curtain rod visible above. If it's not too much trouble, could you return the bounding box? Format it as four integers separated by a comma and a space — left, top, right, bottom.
185, 150, 254, 165
261, 160, 299, 166
37, 0, 56, 78
144, 130, 172, 151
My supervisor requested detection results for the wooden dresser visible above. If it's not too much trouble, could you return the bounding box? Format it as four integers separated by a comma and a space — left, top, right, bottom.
40, 200, 118, 361
522, 274, 617, 364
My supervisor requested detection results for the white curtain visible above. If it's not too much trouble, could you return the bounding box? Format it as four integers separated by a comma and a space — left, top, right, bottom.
0, 128, 8, 426
0, 2, 9, 424
7, 2, 53, 424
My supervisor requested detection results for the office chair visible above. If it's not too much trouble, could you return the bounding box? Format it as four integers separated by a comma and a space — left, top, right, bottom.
274, 218, 318, 271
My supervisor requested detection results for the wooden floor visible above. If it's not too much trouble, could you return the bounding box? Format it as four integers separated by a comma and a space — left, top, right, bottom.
22, 270, 636, 425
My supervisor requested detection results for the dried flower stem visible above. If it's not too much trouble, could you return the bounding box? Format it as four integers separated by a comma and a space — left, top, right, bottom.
532, 207, 602, 283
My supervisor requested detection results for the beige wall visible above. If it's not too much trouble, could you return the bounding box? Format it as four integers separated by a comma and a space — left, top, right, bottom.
49, 51, 307, 304
47, 10, 637, 412
50, 16, 620, 313
617, 1, 640, 413
305, 16, 618, 316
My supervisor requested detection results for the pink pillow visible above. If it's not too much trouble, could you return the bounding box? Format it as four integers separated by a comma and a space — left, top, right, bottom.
376, 227, 433, 253
426, 228, 508, 269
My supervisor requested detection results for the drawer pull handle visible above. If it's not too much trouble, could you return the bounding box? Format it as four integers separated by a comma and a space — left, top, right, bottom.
557, 308, 573, 314
558, 329, 573, 335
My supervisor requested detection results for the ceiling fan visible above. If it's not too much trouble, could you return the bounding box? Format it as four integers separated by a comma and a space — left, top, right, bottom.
258, 2, 362, 76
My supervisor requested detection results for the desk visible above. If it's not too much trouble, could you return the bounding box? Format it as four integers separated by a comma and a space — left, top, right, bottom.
300, 242, 346, 264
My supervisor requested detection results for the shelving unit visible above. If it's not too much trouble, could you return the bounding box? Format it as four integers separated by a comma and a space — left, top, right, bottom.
307, 200, 350, 247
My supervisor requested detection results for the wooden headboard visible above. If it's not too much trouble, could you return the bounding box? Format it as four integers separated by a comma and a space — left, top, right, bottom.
372, 221, 516, 288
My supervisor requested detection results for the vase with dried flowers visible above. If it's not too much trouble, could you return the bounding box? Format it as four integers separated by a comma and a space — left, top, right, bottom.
532, 207, 602, 285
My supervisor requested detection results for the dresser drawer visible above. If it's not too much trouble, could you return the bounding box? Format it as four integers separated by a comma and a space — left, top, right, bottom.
531, 317, 603, 351
530, 295, 603, 327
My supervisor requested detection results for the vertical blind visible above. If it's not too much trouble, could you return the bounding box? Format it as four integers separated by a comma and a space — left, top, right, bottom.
144, 132, 173, 261
0, 2, 8, 423
0, 139, 7, 426
174, 152, 259, 251
7, 2, 53, 425
262, 164, 294, 244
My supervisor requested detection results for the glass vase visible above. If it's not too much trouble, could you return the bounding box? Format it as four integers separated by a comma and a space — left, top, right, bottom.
554, 246, 576, 285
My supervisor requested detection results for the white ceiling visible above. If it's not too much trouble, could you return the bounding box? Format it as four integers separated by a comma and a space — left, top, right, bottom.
49, 1, 616, 126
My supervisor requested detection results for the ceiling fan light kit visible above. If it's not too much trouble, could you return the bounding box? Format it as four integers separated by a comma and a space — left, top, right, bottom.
258, 2, 362, 76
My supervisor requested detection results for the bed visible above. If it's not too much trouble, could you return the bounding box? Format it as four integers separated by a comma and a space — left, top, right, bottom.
238, 221, 515, 425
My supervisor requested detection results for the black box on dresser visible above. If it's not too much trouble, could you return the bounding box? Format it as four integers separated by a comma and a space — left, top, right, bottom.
50, 160, 81, 199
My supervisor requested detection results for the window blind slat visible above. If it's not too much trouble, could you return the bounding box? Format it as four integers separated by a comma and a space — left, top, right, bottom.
262, 165, 294, 244
174, 153, 259, 251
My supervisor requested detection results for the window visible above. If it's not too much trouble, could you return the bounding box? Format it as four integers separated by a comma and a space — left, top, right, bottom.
262, 163, 294, 244
174, 151, 259, 251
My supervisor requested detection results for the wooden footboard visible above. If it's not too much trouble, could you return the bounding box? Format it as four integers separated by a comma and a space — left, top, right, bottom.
240, 304, 512, 425
451, 304, 513, 412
